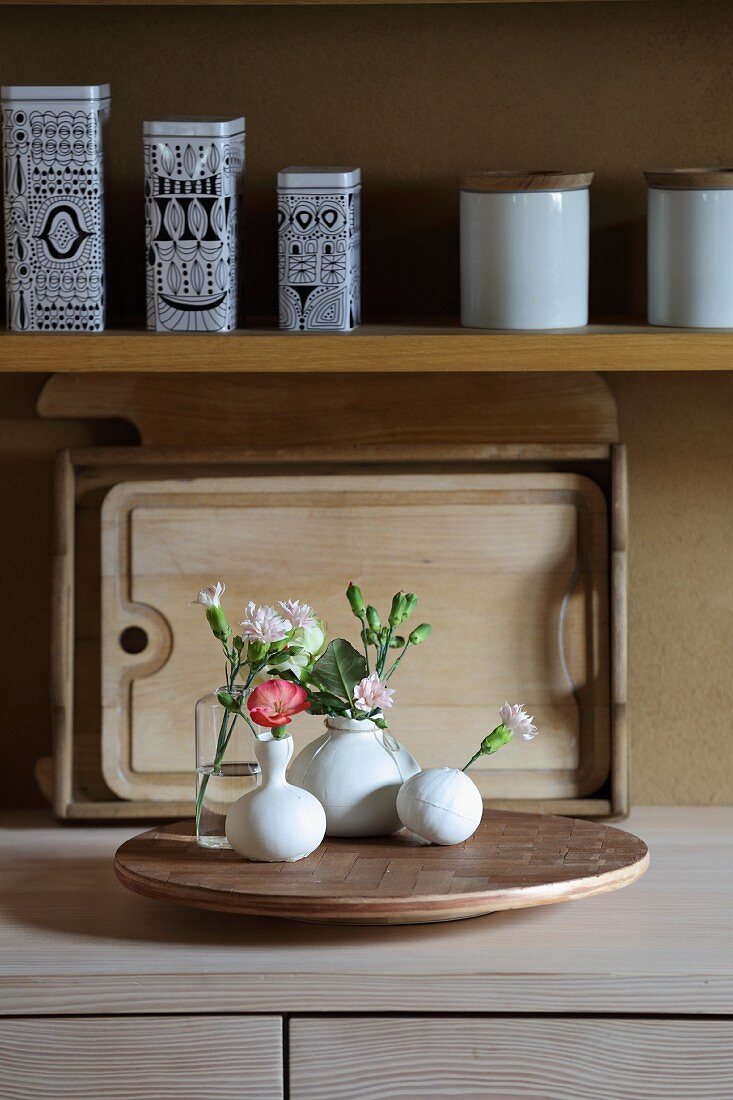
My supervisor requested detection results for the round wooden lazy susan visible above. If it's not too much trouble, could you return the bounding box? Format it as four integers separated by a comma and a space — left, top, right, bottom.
115, 810, 649, 926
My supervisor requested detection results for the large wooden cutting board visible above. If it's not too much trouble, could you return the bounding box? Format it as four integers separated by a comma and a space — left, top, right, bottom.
100, 472, 608, 804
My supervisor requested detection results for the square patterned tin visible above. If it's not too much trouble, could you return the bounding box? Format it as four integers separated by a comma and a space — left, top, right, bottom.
144, 117, 245, 333
278, 167, 361, 332
2, 84, 110, 332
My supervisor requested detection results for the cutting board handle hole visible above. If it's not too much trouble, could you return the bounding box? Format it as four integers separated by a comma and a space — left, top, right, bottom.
120, 626, 149, 655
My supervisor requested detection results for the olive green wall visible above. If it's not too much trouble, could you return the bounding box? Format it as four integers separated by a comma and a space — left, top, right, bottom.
1, 1, 732, 806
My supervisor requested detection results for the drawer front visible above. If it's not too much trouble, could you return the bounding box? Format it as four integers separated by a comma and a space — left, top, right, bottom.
0, 1015, 282, 1099
290, 1017, 733, 1099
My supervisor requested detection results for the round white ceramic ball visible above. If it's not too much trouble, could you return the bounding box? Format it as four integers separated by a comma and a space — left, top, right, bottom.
396, 768, 483, 845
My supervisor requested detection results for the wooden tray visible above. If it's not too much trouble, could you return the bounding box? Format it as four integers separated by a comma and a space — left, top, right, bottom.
51, 444, 627, 820
114, 810, 649, 926
100, 471, 608, 804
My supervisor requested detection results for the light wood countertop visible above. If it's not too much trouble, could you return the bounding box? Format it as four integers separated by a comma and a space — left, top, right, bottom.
1, 808, 730, 1017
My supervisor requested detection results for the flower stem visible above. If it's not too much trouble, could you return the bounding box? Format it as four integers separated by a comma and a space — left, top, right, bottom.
462, 750, 482, 773
359, 616, 371, 675
376, 626, 394, 678
384, 640, 412, 683
195, 708, 237, 839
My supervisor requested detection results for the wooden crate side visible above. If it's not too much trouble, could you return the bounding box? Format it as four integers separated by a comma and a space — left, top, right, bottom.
611, 444, 629, 817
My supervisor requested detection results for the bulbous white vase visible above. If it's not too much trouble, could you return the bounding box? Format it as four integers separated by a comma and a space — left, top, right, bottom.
225, 734, 326, 862
288, 716, 420, 837
397, 767, 483, 845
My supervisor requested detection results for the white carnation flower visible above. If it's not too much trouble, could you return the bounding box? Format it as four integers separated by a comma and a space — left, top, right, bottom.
499, 701, 538, 741
240, 601, 291, 644
191, 581, 225, 608
279, 599, 318, 629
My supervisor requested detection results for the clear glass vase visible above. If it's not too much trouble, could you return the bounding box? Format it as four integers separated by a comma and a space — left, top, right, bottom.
195, 686, 260, 848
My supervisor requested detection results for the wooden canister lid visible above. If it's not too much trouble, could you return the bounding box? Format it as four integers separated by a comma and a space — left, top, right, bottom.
459, 170, 594, 193
645, 168, 733, 190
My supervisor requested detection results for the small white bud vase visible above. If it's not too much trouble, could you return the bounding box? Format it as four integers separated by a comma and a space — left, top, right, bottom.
396, 768, 483, 846
646, 168, 733, 327
144, 117, 245, 332
277, 166, 361, 332
460, 170, 593, 330
288, 717, 419, 837
225, 734, 326, 863
2, 84, 110, 332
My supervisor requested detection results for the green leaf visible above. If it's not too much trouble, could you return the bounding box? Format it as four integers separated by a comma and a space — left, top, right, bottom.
311, 639, 366, 703
306, 691, 351, 716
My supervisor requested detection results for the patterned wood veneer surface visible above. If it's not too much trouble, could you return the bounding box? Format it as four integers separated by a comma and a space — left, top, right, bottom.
114, 809, 649, 925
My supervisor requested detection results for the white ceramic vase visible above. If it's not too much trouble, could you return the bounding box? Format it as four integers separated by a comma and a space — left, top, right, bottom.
225, 734, 326, 862
397, 768, 483, 845
288, 716, 420, 837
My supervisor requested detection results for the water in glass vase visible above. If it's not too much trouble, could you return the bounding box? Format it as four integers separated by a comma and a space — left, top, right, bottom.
195, 762, 260, 849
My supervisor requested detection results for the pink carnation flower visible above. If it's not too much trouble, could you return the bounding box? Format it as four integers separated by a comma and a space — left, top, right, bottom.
353, 673, 395, 713
247, 679, 310, 728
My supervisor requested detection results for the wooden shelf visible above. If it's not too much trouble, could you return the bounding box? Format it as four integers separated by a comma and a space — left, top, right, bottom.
2, 320, 733, 373
0, 0, 661, 6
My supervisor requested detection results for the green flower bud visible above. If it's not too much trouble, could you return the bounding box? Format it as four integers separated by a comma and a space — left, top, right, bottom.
216, 690, 243, 714
401, 593, 418, 622
366, 605, 382, 632
365, 629, 379, 645
408, 623, 432, 645
374, 717, 389, 730
388, 591, 407, 627
389, 635, 406, 648
247, 639, 268, 662
206, 604, 231, 642
346, 582, 366, 618
481, 724, 513, 755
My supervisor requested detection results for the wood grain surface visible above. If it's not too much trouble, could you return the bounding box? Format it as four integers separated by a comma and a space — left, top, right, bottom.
645, 167, 733, 189
99, 472, 609, 804
0, 0, 662, 6
0, 1017, 282, 1099
51, 448, 626, 821
0, 808, 728, 1015
114, 810, 648, 925
37, 371, 619, 446
6, 323, 733, 372
289, 1017, 733, 1099
459, 170, 593, 192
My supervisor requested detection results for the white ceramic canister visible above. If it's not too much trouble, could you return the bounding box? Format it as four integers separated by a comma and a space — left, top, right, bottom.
277, 166, 361, 332
460, 170, 593, 330
2, 84, 110, 332
288, 716, 419, 837
646, 168, 733, 327
225, 734, 326, 863
144, 117, 245, 332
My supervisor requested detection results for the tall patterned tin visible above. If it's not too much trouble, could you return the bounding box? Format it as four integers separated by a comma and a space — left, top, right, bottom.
278, 167, 361, 332
144, 117, 245, 333
2, 84, 110, 332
